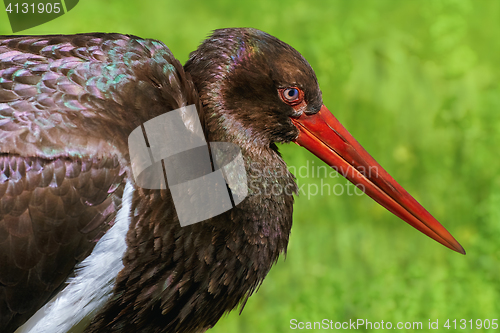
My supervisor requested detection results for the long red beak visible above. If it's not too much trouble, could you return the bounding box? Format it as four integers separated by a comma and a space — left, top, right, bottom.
291, 105, 465, 254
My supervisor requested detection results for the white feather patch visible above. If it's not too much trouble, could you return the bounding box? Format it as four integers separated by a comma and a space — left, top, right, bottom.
16, 181, 134, 333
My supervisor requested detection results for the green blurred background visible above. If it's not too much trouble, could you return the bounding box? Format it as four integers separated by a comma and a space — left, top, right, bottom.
2, 0, 499, 332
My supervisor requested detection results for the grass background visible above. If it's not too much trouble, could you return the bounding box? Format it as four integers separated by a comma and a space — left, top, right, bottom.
2, 0, 499, 332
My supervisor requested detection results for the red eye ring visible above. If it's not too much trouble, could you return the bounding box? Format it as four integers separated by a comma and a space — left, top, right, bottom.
279, 87, 304, 106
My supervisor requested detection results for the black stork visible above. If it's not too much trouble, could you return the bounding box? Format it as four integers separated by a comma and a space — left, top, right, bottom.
0, 28, 464, 333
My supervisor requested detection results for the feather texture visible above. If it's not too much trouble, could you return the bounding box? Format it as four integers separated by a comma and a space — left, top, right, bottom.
16, 181, 133, 333
0, 33, 202, 331
0, 29, 320, 333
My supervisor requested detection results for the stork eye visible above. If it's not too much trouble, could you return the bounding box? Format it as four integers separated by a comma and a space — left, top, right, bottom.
284, 88, 299, 100
279, 87, 304, 106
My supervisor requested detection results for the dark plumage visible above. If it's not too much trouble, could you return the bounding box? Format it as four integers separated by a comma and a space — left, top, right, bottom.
0, 28, 463, 333
0, 29, 305, 333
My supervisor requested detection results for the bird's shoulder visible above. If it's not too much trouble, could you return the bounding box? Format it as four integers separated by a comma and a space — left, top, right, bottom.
0, 32, 193, 332
0, 33, 199, 160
